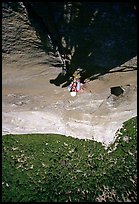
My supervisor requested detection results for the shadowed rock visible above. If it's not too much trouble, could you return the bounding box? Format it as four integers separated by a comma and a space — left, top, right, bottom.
110, 86, 124, 96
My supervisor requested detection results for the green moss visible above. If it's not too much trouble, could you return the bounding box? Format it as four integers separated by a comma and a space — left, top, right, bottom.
2, 116, 137, 202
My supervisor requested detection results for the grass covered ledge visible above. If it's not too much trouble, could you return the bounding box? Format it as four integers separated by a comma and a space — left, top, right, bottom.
2, 116, 137, 202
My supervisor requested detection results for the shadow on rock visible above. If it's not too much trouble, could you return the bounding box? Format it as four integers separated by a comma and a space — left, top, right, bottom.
50, 73, 71, 87
22, 2, 137, 86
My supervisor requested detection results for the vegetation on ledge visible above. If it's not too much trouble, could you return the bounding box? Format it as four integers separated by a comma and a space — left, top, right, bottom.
2, 116, 137, 202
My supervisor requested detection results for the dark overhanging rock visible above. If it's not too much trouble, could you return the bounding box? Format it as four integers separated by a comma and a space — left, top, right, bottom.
110, 86, 124, 96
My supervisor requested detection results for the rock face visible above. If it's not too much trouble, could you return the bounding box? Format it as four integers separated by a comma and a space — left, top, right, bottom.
2, 2, 137, 146
2, 2, 52, 67
2, 2, 137, 76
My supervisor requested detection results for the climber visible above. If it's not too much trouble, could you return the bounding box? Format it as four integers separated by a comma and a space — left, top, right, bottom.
68, 72, 81, 96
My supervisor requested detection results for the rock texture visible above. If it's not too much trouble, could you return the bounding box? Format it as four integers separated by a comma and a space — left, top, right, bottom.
2, 2, 137, 147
